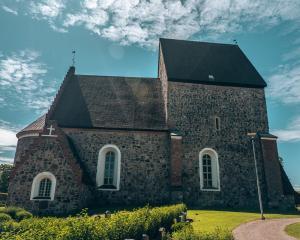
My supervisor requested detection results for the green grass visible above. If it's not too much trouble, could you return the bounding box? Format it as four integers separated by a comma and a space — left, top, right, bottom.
188, 209, 300, 234
285, 222, 300, 239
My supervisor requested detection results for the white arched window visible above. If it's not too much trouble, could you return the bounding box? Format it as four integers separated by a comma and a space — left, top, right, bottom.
30, 172, 56, 200
199, 148, 220, 191
96, 144, 121, 191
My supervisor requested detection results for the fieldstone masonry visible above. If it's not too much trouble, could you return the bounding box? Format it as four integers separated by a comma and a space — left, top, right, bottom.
65, 129, 171, 206
166, 81, 269, 207
8, 38, 295, 214
8, 131, 92, 215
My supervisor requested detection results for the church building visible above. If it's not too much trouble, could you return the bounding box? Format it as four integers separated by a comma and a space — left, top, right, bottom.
8, 38, 295, 215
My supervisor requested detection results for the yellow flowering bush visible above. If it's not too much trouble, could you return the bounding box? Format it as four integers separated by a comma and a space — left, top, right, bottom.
0, 204, 186, 240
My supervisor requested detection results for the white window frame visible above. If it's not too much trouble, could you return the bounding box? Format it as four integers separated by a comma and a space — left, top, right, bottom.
96, 144, 121, 191
199, 148, 220, 191
30, 172, 56, 201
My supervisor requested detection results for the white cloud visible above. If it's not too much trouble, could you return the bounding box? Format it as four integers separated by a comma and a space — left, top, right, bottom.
2, 5, 18, 15
0, 97, 4, 105
4, 0, 300, 48
274, 116, 300, 142
282, 47, 300, 62
0, 121, 19, 164
267, 62, 300, 104
0, 50, 56, 112
0, 156, 14, 164
30, 0, 65, 18
0, 128, 17, 147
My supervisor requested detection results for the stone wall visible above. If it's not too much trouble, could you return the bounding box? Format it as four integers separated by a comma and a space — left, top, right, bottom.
14, 137, 35, 164
167, 81, 269, 208
8, 136, 91, 215
65, 129, 171, 206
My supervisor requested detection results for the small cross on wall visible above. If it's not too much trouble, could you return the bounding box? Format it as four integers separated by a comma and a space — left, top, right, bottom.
41, 124, 57, 137
47, 125, 55, 135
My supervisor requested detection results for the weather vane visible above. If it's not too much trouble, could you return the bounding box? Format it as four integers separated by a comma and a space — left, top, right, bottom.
72, 50, 76, 67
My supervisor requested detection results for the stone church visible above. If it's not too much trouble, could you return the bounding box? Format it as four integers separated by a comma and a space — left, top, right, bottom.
8, 38, 295, 215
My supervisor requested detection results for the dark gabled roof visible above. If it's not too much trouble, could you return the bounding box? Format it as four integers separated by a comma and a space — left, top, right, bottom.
159, 38, 267, 88
49, 74, 167, 130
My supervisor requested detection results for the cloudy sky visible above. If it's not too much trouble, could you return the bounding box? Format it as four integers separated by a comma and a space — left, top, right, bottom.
0, 0, 299, 186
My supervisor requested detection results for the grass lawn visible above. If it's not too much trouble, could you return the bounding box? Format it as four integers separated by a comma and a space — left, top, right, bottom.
188, 209, 300, 234
285, 222, 300, 239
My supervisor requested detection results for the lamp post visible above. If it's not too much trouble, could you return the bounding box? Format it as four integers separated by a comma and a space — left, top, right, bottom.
247, 132, 265, 220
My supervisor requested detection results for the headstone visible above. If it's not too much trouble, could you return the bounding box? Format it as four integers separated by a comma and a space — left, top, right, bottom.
105, 210, 111, 218
180, 211, 187, 222
142, 234, 149, 240
159, 227, 166, 239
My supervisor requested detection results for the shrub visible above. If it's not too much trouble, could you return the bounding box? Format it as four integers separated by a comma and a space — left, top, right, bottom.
15, 211, 33, 221
171, 222, 191, 232
0, 204, 186, 240
172, 225, 234, 240
197, 228, 234, 240
0, 213, 12, 222
0, 207, 32, 221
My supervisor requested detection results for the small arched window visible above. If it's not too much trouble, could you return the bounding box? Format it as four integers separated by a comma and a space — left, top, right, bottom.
199, 148, 220, 191
96, 145, 121, 191
214, 117, 220, 130
30, 172, 56, 200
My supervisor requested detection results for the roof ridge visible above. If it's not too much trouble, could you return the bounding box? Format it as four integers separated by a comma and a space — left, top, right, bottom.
46, 66, 75, 122
159, 37, 237, 47
77, 74, 158, 80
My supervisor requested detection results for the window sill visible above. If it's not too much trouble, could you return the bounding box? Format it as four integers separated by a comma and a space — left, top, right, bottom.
31, 197, 53, 201
200, 188, 221, 192
97, 185, 119, 191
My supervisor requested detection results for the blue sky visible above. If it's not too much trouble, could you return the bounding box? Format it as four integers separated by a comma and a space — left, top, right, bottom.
0, 0, 299, 188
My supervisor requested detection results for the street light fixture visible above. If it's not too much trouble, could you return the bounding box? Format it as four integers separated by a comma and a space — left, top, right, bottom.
247, 132, 265, 220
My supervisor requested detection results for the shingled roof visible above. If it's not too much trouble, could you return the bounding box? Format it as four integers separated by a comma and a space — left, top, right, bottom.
48, 74, 167, 130
17, 114, 46, 137
159, 38, 267, 88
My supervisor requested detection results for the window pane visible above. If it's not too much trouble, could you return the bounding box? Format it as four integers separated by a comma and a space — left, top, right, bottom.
38, 178, 52, 197
44, 179, 51, 197
202, 154, 213, 189
104, 151, 115, 185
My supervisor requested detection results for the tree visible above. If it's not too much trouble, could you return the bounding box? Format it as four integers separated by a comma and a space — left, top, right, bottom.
0, 164, 13, 193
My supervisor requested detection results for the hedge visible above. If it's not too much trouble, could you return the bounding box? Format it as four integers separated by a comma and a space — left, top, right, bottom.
0, 213, 12, 222
0, 206, 32, 221
0, 204, 186, 240
171, 225, 233, 240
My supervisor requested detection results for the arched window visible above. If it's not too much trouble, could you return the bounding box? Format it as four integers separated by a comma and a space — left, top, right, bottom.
96, 144, 121, 191
199, 148, 220, 191
30, 172, 56, 200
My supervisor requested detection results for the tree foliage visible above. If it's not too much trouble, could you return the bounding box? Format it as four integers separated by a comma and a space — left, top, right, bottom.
0, 164, 13, 193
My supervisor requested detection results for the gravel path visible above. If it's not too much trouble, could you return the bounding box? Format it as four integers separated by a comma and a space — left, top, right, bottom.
233, 218, 300, 240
